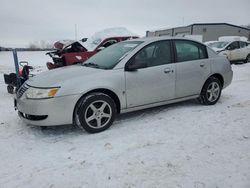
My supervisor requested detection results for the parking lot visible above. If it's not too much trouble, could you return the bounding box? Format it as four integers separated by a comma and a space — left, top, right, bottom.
0, 52, 249, 188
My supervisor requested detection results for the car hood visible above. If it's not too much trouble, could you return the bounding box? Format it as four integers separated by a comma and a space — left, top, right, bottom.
26, 65, 104, 88
211, 47, 224, 52
54, 40, 76, 49
54, 40, 89, 51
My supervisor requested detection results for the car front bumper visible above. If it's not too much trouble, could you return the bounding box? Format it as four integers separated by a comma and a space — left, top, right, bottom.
16, 94, 81, 126
223, 69, 233, 89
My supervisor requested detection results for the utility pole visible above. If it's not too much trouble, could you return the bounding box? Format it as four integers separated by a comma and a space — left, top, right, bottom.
75, 24, 77, 40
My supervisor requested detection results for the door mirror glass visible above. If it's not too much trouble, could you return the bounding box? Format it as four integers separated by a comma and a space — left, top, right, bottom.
125, 62, 147, 71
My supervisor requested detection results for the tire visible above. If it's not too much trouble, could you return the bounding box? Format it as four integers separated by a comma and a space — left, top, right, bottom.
199, 77, 222, 105
7, 85, 14, 94
244, 54, 250, 64
75, 93, 116, 133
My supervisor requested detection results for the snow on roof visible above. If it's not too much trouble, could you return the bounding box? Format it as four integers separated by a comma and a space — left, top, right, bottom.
83, 27, 138, 51
218, 36, 248, 42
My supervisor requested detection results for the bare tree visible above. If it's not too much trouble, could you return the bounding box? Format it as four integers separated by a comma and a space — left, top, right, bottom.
29, 42, 39, 49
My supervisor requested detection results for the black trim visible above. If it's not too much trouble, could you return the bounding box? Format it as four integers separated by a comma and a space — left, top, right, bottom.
169, 40, 175, 63
191, 25, 193, 35
171, 40, 177, 63
26, 84, 61, 89
19, 111, 48, 121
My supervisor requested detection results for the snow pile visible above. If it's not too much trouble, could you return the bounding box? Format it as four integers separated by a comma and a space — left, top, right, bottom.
83, 27, 138, 51
218, 36, 248, 42
0, 51, 50, 74
183, 35, 203, 42
54, 40, 76, 49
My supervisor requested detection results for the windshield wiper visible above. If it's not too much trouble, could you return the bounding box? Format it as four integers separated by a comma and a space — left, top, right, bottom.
82, 62, 100, 68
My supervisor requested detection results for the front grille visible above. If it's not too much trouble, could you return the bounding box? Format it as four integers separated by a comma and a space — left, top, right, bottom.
17, 84, 29, 98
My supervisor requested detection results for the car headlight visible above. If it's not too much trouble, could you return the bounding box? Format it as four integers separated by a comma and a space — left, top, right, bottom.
25, 87, 60, 99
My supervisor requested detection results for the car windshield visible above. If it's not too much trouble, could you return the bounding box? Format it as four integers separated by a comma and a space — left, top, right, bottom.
82, 41, 142, 69
208, 41, 230, 49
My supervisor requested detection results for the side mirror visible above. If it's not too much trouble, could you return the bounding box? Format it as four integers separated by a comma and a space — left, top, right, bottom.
226, 46, 233, 51
125, 62, 147, 71
97, 46, 105, 52
81, 38, 88, 42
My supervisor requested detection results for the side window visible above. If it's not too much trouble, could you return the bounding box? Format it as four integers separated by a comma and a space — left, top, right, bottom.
132, 41, 172, 68
227, 41, 240, 50
175, 40, 207, 62
239, 41, 247, 48
102, 39, 118, 48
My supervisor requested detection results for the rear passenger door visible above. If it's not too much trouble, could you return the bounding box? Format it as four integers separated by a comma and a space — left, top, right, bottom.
174, 40, 211, 98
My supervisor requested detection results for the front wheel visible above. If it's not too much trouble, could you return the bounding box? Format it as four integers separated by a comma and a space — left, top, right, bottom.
75, 93, 116, 133
199, 77, 222, 105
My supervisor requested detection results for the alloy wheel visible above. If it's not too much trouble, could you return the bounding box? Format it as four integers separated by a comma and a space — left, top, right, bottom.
206, 82, 220, 102
84, 100, 112, 129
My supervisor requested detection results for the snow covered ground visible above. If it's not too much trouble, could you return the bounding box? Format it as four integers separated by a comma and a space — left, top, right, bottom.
0, 51, 249, 188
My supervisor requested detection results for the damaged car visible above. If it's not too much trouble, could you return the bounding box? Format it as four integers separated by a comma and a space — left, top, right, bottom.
46, 28, 138, 69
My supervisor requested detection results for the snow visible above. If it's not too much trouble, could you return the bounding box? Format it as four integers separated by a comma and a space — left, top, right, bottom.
218, 36, 248, 42
0, 51, 250, 188
83, 27, 138, 51
0, 51, 50, 74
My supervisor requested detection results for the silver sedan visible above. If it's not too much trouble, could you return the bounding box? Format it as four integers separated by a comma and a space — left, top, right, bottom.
16, 37, 233, 133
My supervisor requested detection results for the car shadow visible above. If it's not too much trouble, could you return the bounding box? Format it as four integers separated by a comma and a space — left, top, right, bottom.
26, 123, 85, 137
116, 99, 200, 121
26, 99, 200, 136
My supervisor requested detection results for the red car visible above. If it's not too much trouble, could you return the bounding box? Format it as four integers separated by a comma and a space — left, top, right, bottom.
46, 36, 138, 69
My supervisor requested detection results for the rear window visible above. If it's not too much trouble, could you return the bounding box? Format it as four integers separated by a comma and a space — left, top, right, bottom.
175, 40, 207, 62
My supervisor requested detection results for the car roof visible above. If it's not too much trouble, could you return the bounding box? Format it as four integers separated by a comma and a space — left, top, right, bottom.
128, 36, 205, 44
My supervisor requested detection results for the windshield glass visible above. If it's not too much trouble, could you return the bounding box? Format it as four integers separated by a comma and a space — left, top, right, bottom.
208, 41, 230, 49
82, 41, 142, 69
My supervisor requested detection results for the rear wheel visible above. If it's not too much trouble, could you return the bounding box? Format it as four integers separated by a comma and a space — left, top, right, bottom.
244, 54, 250, 63
75, 93, 116, 133
199, 77, 222, 105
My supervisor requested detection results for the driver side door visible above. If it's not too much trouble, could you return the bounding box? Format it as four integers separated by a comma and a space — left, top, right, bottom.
125, 40, 176, 108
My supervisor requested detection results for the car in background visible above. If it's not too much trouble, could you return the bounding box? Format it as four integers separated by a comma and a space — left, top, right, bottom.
205, 40, 250, 63
16, 37, 233, 133
46, 28, 138, 69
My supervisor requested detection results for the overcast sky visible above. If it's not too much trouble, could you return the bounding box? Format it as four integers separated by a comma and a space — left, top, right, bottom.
1, 0, 249, 47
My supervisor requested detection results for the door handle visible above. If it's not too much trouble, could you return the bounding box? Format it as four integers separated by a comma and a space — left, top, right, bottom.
200, 63, 205, 67
164, 68, 173, 73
